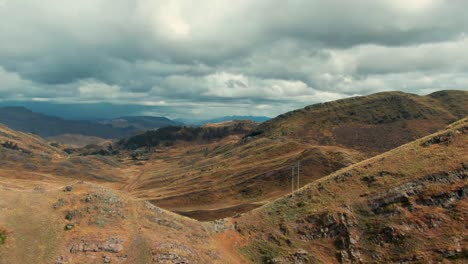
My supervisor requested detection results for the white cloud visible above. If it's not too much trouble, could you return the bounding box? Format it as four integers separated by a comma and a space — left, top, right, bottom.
79, 82, 121, 99
0, 0, 467, 118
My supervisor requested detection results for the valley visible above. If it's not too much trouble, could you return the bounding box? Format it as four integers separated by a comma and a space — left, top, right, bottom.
0, 90, 467, 263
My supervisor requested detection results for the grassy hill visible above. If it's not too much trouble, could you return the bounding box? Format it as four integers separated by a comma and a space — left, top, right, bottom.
256, 90, 467, 154
0, 124, 125, 184
234, 118, 467, 263
118, 120, 258, 150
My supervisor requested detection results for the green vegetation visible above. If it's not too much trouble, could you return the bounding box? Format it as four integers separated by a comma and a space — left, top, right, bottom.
119, 123, 253, 149
1, 141, 19, 150
243, 130, 264, 138
0, 228, 6, 245
240, 240, 286, 263
296, 201, 306, 207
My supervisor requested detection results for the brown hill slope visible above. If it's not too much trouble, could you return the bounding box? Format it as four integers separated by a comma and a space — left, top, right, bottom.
129, 136, 363, 221
0, 181, 238, 263
233, 118, 467, 263
126, 91, 467, 220
0, 124, 125, 185
47, 134, 111, 148
257, 90, 467, 154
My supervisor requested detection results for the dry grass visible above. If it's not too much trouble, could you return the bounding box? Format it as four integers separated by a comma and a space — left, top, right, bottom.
0, 92, 466, 263
235, 118, 467, 263
123, 135, 363, 220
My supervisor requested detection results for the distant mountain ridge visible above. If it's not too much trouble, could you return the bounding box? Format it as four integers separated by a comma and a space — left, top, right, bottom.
99, 116, 181, 130
0, 107, 179, 139
177, 115, 271, 126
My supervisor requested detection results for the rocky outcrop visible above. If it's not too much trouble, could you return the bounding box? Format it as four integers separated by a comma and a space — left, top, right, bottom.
271, 249, 313, 264
368, 167, 467, 214
421, 124, 467, 147
69, 237, 125, 254
151, 243, 194, 263
296, 212, 362, 263
416, 186, 467, 208
368, 182, 422, 214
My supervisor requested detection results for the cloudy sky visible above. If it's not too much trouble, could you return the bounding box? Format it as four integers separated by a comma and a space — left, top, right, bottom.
0, 0, 467, 119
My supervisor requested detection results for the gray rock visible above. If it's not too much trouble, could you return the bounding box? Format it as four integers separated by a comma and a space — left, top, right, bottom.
103, 255, 111, 263
65, 211, 75, 220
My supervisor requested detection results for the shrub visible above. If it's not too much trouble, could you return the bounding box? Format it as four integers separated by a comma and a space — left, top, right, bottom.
0, 227, 7, 245
1, 141, 19, 150
296, 201, 306, 207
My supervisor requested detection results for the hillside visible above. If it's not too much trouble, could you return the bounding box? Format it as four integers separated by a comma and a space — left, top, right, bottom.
0, 124, 125, 185
0, 124, 243, 263
0, 181, 235, 263
233, 117, 467, 263
47, 134, 112, 148
118, 120, 258, 150
256, 90, 468, 154
122, 91, 468, 220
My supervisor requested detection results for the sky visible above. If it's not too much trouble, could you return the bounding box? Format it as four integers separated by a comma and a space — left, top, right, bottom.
0, 0, 467, 119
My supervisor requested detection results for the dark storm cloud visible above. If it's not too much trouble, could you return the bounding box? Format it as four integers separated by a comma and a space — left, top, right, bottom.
0, 0, 467, 118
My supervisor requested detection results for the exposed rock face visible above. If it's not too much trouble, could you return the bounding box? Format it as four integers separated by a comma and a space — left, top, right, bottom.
368, 167, 467, 214
238, 157, 468, 263
154, 252, 190, 264
421, 124, 467, 147
368, 183, 421, 215
416, 186, 467, 208
151, 243, 194, 263
69, 237, 125, 253
271, 249, 312, 264
296, 212, 362, 263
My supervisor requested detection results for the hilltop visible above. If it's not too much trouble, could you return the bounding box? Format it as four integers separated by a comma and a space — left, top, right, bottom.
118, 120, 259, 150
256, 90, 467, 154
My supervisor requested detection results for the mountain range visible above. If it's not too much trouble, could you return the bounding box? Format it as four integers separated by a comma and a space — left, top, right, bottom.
0, 106, 268, 141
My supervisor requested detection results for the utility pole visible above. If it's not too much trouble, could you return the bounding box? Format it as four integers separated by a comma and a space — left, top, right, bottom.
297, 161, 300, 191
291, 161, 301, 196
291, 166, 295, 196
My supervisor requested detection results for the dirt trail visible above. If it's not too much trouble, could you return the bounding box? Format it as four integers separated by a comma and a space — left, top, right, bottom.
123, 166, 146, 192
0, 180, 80, 193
